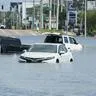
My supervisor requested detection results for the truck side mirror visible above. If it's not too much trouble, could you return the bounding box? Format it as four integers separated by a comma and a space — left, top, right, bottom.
23, 49, 27, 53
68, 48, 71, 52
59, 51, 65, 55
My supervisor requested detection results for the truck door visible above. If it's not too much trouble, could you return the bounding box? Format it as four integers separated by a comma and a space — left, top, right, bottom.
63, 36, 70, 49
69, 37, 78, 50
58, 45, 69, 63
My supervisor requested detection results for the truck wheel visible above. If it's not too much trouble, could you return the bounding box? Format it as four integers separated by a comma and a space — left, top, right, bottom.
26, 60, 32, 63
56, 59, 59, 63
70, 58, 73, 62
1, 45, 7, 53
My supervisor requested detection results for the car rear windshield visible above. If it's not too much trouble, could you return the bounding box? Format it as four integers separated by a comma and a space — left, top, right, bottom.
28, 44, 57, 53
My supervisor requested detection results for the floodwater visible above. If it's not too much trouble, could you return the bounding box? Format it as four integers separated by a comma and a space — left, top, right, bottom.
0, 35, 96, 96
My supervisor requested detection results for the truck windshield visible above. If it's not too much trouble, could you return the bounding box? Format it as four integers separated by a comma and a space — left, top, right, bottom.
69, 37, 78, 44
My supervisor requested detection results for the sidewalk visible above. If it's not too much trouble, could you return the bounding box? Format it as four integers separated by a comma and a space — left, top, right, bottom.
0, 29, 76, 37
0, 29, 40, 37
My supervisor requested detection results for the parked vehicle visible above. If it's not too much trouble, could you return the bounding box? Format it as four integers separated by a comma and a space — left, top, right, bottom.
0, 36, 20, 53
0, 24, 6, 29
44, 34, 83, 51
19, 43, 73, 63
0, 36, 30, 53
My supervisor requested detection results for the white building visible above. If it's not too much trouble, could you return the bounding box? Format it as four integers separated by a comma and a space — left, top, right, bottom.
0, 0, 41, 23
0, 0, 23, 12
87, 1, 96, 10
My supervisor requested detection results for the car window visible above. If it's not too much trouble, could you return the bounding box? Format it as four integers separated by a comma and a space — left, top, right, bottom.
58, 45, 67, 53
64, 37, 68, 43
69, 37, 77, 44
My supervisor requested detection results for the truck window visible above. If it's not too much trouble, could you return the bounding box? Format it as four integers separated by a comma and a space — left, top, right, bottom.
44, 36, 56, 43
69, 37, 77, 44
58, 37, 63, 43
64, 37, 68, 43
44, 35, 63, 43
58, 45, 67, 53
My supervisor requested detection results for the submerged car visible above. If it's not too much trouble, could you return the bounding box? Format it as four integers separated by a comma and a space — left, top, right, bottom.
44, 34, 83, 51
0, 36, 30, 53
19, 43, 73, 63
0, 24, 6, 29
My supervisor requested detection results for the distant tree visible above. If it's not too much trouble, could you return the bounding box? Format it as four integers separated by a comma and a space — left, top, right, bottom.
73, 0, 84, 11
5, 11, 11, 28
87, 10, 96, 36
59, 7, 66, 29
0, 12, 5, 24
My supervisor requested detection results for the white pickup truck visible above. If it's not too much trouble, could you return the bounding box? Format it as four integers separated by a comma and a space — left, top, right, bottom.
44, 34, 83, 51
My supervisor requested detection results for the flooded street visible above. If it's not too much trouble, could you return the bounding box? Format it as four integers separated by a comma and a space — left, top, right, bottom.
0, 36, 96, 96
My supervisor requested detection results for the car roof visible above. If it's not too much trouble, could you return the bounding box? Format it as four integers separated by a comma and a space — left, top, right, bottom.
31, 43, 64, 46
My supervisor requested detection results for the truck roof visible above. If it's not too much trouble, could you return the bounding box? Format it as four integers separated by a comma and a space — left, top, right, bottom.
0, 36, 21, 45
45, 33, 74, 37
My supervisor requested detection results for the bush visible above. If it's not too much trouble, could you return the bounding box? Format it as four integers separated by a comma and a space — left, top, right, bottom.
87, 11, 96, 36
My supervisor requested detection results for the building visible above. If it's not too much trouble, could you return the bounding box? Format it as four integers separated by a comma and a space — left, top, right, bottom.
87, 0, 96, 10
0, 0, 23, 12
0, 0, 41, 27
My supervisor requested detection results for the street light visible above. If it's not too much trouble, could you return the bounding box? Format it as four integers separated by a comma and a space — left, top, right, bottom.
33, 0, 35, 29
40, 0, 43, 29
65, 0, 68, 34
56, 0, 59, 30
25, 0, 27, 29
49, 0, 52, 30
84, 0, 87, 38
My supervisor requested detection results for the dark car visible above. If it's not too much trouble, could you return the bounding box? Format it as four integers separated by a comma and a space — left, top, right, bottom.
0, 36, 31, 54
0, 36, 21, 53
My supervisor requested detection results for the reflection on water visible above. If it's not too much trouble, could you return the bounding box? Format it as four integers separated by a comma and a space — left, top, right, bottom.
0, 36, 96, 96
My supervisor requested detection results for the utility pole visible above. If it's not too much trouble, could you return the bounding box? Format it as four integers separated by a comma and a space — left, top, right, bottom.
84, 0, 87, 38
10, 6, 12, 29
25, 0, 27, 29
60, 0, 63, 12
65, 0, 68, 34
1, 5, 5, 26
53, 0, 56, 17
16, 2, 19, 29
49, 0, 52, 30
33, 0, 35, 29
40, 0, 43, 29
56, 0, 59, 30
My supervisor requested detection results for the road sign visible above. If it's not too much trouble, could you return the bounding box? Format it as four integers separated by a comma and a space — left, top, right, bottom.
68, 11, 77, 25
68, 0, 75, 11
66, 0, 77, 25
